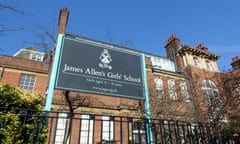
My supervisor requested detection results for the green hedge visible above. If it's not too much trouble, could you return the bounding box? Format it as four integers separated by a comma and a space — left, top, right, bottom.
0, 84, 47, 144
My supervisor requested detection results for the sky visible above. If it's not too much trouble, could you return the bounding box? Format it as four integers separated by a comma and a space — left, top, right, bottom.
0, 0, 240, 70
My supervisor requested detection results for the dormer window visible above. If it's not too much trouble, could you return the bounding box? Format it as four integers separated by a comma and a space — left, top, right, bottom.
193, 57, 199, 67
30, 53, 43, 62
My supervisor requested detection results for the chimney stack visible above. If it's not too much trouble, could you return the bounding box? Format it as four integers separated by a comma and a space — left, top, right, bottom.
164, 34, 184, 71
232, 56, 240, 62
196, 43, 208, 51
57, 7, 69, 34
231, 56, 240, 70
165, 34, 179, 47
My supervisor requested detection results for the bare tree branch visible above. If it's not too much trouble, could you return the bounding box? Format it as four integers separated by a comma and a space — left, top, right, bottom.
0, 4, 32, 15
23, 25, 56, 53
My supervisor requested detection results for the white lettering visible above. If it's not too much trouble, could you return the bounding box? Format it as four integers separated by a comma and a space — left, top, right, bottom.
63, 64, 83, 73
85, 68, 105, 77
123, 75, 141, 83
107, 72, 122, 80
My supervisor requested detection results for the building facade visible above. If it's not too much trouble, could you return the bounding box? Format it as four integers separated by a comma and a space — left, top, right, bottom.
1, 7, 239, 143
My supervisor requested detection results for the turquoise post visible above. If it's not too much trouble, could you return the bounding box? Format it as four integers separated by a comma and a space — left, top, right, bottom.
45, 34, 64, 111
141, 54, 153, 143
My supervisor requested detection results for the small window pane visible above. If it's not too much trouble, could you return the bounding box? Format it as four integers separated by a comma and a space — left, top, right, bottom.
54, 112, 69, 144
206, 60, 212, 70
19, 74, 36, 91
80, 114, 94, 144
193, 58, 199, 67
168, 79, 177, 100
30, 53, 43, 62
154, 76, 164, 98
102, 116, 114, 141
236, 84, 240, 98
180, 80, 190, 102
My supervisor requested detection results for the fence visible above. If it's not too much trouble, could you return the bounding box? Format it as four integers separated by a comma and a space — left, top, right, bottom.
0, 108, 239, 144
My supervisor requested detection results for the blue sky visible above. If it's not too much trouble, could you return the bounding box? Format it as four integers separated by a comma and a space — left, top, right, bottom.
1, 0, 239, 70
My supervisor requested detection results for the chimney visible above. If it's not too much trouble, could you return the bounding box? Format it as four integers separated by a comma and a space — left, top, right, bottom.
57, 7, 69, 34
165, 34, 181, 54
196, 43, 208, 51
232, 56, 240, 62
164, 34, 184, 71
27, 46, 36, 51
231, 56, 240, 70
165, 34, 180, 48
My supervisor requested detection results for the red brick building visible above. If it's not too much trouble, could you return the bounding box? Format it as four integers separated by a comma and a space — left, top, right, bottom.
1, 7, 239, 143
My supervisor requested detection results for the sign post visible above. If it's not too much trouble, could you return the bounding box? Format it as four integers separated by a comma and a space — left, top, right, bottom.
45, 34, 64, 111
142, 54, 153, 143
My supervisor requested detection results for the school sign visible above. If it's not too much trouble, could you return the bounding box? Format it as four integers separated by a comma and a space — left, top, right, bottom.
55, 35, 145, 99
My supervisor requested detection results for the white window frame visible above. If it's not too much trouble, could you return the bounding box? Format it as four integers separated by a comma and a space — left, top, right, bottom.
168, 78, 177, 100
154, 76, 164, 98
102, 115, 114, 142
206, 60, 212, 70
193, 57, 199, 67
202, 79, 219, 106
133, 121, 146, 144
19, 74, 36, 91
79, 114, 94, 144
180, 80, 190, 102
54, 112, 69, 144
30, 53, 44, 62
236, 84, 240, 99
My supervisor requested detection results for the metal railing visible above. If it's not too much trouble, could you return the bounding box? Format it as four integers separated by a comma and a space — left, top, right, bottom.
0, 108, 239, 144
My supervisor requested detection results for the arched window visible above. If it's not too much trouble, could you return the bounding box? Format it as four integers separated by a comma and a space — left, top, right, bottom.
202, 79, 218, 105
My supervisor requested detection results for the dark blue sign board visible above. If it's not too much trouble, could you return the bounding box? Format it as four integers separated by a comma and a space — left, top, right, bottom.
55, 36, 144, 99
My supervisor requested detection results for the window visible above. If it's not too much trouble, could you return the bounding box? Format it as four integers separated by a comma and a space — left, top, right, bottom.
202, 79, 219, 106
30, 53, 43, 62
180, 80, 190, 102
19, 74, 36, 91
54, 112, 69, 144
79, 114, 94, 144
102, 116, 114, 142
202, 79, 223, 121
206, 60, 212, 70
154, 76, 164, 98
133, 121, 146, 144
236, 84, 240, 98
168, 79, 177, 100
193, 57, 199, 67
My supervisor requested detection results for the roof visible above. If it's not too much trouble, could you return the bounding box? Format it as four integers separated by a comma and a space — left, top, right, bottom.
177, 45, 220, 60
0, 55, 49, 74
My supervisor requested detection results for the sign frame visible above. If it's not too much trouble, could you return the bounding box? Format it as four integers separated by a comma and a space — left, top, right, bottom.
54, 35, 145, 99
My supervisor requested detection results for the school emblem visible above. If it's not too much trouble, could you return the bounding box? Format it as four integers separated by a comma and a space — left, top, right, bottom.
99, 49, 112, 70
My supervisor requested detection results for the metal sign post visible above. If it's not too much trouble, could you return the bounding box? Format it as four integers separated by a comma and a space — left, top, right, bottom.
45, 34, 64, 111
141, 54, 153, 144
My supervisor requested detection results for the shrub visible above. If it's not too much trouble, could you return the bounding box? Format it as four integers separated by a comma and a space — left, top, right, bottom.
0, 84, 47, 144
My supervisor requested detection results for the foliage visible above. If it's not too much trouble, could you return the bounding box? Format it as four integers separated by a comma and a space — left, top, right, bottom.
228, 115, 240, 134
221, 115, 240, 138
0, 84, 47, 144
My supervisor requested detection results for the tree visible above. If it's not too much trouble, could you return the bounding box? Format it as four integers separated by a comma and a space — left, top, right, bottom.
0, 84, 47, 144
194, 69, 240, 140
